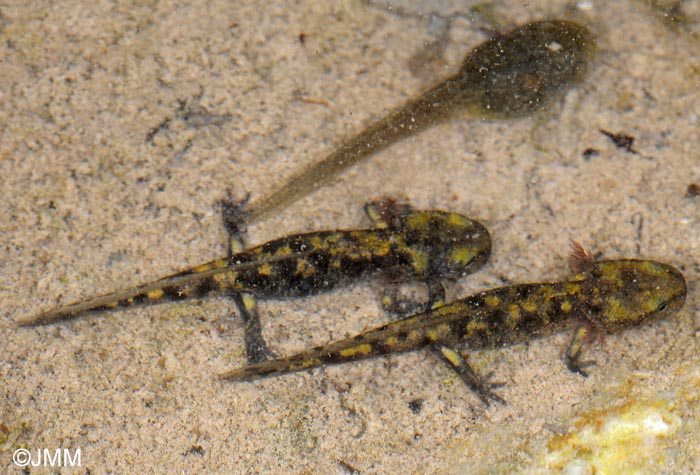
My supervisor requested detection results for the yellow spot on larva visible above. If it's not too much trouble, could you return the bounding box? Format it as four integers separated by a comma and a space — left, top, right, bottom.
437, 323, 451, 336
295, 259, 316, 278
242, 293, 256, 310
213, 272, 227, 287
193, 263, 214, 273
216, 271, 240, 291
406, 212, 431, 230
309, 235, 322, 246
485, 295, 500, 307
107, 302, 119, 308
258, 262, 273, 277
560, 300, 572, 312
339, 344, 373, 358
432, 301, 465, 317
439, 347, 463, 367
364, 203, 385, 228
447, 212, 468, 227
147, 288, 164, 300
465, 320, 488, 335
427, 329, 440, 341
522, 299, 538, 313
373, 240, 391, 257
289, 358, 321, 371
214, 259, 228, 269
385, 336, 399, 347
406, 330, 424, 345
509, 304, 521, 320
563, 282, 581, 295
274, 246, 293, 256
450, 247, 476, 266
605, 296, 626, 323
324, 233, 343, 245
407, 248, 429, 273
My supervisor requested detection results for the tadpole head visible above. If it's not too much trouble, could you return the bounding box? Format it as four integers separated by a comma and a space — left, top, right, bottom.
458, 19, 596, 119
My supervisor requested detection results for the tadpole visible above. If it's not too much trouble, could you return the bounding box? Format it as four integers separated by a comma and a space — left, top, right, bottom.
248, 19, 596, 222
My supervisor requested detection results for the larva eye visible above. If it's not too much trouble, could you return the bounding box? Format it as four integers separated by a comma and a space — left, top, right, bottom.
656, 301, 669, 313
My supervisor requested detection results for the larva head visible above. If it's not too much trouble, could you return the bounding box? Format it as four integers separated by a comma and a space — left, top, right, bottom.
398, 210, 492, 279
577, 259, 686, 331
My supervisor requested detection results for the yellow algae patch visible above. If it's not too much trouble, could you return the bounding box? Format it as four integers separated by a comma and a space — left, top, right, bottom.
339, 344, 373, 358
540, 399, 681, 474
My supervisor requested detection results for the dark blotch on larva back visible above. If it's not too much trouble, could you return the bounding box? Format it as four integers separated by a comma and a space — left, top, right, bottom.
457, 19, 596, 119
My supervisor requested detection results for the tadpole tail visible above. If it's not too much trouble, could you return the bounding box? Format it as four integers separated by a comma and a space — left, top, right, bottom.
246, 78, 465, 223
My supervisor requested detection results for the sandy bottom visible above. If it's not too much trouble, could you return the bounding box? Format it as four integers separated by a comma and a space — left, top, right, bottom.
2, 1, 699, 473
